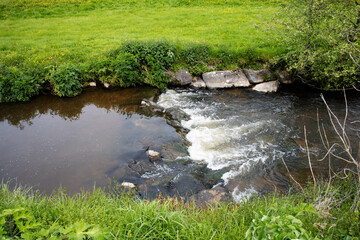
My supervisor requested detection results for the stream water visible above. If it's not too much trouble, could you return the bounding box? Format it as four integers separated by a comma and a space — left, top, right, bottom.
0, 86, 359, 201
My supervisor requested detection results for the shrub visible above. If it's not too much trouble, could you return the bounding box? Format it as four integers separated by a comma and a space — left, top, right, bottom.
120, 40, 175, 70
0, 207, 108, 239
80, 57, 111, 83
112, 53, 142, 87
179, 43, 211, 75
118, 41, 176, 89
48, 64, 82, 97
275, 0, 360, 90
0, 66, 43, 102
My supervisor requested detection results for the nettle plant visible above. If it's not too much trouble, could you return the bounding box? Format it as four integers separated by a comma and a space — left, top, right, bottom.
0, 66, 43, 102
48, 64, 83, 97
0, 207, 109, 239
246, 203, 317, 240
119, 41, 176, 90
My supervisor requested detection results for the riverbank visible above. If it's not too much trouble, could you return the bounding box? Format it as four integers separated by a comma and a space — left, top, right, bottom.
1, 177, 359, 239
0, 0, 288, 103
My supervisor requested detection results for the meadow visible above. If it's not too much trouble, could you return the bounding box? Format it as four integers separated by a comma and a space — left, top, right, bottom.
0, 0, 288, 102
0, 0, 284, 56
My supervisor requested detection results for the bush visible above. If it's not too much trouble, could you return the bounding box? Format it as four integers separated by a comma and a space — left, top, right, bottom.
179, 43, 211, 75
112, 53, 142, 87
275, 0, 360, 90
120, 40, 175, 70
0, 66, 43, 102
118, 40, 176, 89
80, 57, 114, 83
245, 204, 316, 240
48, 64, 82, 97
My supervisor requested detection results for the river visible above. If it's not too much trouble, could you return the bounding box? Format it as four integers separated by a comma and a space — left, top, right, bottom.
0, 86, 359, 201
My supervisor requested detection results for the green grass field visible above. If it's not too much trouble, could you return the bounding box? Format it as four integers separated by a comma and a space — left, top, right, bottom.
0, 0, 289, 102
0, 0, 285, 65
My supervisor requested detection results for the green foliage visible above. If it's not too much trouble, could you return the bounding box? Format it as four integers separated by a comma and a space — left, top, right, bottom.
275, 0, 360, 89
0, 66, 43, 102
0, 180, 359, 239
80, 55, 114, 84
118, 41, 176, 89
48, 64, 82, 97
112, 53, 142, 87
0, 0, 286, 102
179, 43, 211, 76
246, 203, 316, 240
0, 207, 108, 239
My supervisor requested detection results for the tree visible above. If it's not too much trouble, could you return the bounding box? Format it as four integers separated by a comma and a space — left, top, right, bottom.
275, 0, 360, 90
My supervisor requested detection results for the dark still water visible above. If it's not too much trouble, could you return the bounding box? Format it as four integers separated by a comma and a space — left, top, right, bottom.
0, 86, 359, 200
0, 87, 183, 194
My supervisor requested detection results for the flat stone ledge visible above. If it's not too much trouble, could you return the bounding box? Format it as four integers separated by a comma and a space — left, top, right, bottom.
243, 68, 272, 84
252, 80, 280, 93
202, 70, 251, 89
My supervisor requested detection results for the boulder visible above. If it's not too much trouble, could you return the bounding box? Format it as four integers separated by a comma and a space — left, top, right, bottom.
169, 173, 205, 197
103, 82, 110, 88
141, 100, 151, 107
165, 107, 190, 121
147, 150, 162, 163
252, 80, 280, 93
169, 69, 193, 86
121, 182, 136, 189
89, 82, 96, 87
276, 70, 294, 84
190, 77, 207, 89
138, 179, 169, 199
202, 70, 251, 89
108, 165, 140, 179
191, 186, 232, 206
128, 158, 157, 175
243, 69, 272, 84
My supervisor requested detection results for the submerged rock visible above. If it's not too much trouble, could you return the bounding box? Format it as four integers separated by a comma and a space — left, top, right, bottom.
252, 80, 280, 93
191, 186, 232, 206
169, 173, 205, 197
202, 70, 251, 89
108, 165, 141, 179
165, 107, 190, 122
147, 150, 162, 163
243, 69, 272, 84
128, 158, 157, 175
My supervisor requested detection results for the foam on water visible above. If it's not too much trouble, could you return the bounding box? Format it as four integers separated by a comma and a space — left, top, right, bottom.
157, 89, 290, 201
232, 186, 258, 202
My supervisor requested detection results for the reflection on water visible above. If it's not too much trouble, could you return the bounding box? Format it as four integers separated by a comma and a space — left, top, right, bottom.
0, 87, 160, 129
0, 87, 182, 194
1, 85, 359, 200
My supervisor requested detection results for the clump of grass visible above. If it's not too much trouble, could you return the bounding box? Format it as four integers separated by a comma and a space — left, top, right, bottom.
1, 178, 359, 239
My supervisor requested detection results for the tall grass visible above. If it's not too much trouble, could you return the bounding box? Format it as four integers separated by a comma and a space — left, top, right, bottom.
0, 178, 359, 239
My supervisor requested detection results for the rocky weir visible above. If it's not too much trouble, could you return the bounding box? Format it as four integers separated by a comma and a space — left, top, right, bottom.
165, 68, 293, 93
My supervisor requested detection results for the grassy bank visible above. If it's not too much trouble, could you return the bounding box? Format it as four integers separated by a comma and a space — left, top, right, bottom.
0, 0, 287, 102
1, 178, 359, 239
